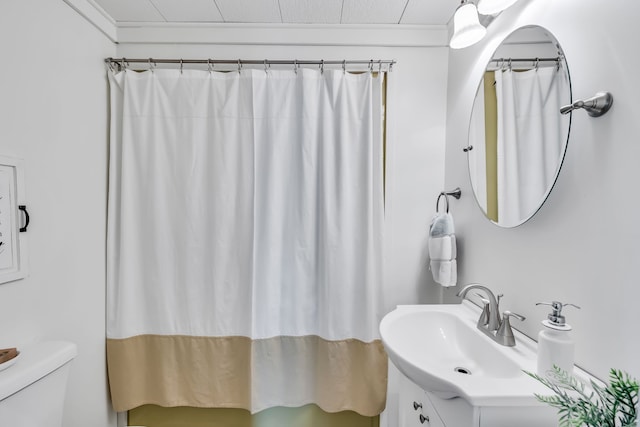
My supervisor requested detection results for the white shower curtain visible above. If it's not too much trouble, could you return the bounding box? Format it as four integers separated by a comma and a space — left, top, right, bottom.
495, 66, 569, 225
106, 68, 386, 415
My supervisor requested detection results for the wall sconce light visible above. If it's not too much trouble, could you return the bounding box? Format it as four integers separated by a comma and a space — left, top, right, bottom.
477, 0, 519, 15
449, 0, 487, 49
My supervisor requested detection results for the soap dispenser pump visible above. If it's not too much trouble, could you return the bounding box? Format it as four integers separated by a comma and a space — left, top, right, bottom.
536, 301, 580, 377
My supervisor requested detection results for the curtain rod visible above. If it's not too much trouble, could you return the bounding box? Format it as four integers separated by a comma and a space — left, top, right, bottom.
487, 56, 562, 71
489, 56, 560, 64
105, 57, 395, 72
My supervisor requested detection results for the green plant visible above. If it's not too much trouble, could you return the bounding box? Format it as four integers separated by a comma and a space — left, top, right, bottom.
525, 367, 638, 427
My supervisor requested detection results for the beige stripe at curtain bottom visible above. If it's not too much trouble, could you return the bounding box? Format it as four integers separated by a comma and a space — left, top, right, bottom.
106, 335, 388, 416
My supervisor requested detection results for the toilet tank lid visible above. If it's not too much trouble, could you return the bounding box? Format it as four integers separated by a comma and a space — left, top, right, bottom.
0, 341, 77, 401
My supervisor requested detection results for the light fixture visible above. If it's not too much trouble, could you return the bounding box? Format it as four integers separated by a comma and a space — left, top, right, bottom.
477, 0, 519, 15
449, 0, 487, 49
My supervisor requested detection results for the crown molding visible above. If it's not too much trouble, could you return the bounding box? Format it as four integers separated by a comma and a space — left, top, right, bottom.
63, 0, 117, 43
115, 22, 448, 47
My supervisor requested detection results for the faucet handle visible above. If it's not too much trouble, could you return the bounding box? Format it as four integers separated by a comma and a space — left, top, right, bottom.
496, 311, 525, 347
502, 310, 525, 322
473, 293, 490, 327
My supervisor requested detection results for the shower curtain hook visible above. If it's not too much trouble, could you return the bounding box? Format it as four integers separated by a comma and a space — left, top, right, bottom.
534, 57, 539, 71
369, 59, 374, 74
238, 59, 242, 74
378, 60, 382, 73
148, 58, 155, 73
320, 59, 324, 75
264, 59, 269, 74
508, 59, 512, 71
180, 59, 183, 74
208, 59, 213, 73
342, 60, 346, 75
294, 59, 298, 75
389, 61, 394, 72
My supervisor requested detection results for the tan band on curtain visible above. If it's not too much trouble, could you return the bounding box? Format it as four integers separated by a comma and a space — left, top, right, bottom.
107, 335, 387, 416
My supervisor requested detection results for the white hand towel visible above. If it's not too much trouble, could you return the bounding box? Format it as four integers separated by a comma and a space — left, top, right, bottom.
429, 260, 457, 287
428, 212, 457, 287
428, 235, 457, 261
432, 215, 454, 237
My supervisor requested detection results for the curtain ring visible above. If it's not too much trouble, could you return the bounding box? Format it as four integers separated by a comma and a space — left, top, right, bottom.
534, 57, 539, 71
508, 59, 512, 71
369, 59, 374, 74
148, 58, 155, 73
320, 59, 324, 75
378, 60, 382, 73
264, 59, 269, 74
294, 59, 298, 75
180, 59, 183, 74
208, 59, 213, 73
436, 193, 450, 213
122, 58, 128, 72
342, 60, 346, 75
237, 59, 242, 74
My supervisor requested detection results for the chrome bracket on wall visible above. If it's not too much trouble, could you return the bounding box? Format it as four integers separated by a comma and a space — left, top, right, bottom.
560, 92, 613, 117
436, 188, 462, 213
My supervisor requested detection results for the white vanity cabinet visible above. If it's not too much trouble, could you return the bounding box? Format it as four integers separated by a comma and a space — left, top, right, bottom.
397, 373, 557, 427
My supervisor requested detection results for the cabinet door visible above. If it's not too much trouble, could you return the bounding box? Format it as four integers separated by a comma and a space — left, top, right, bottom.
425, 392, 477, 427
398, 375, 444, 427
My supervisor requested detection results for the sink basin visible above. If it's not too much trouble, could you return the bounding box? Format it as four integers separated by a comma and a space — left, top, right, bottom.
380, 301, 561, 406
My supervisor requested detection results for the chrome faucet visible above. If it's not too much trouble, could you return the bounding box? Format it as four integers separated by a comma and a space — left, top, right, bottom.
457, 284, 525, 347
457, 284, 501, 331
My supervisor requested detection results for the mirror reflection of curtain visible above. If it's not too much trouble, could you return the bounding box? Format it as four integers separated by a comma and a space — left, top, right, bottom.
494, 67, 569, 225
106, 68, 387, 417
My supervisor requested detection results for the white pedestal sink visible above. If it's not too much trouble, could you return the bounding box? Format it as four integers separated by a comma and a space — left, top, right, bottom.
380, 301, 596, 411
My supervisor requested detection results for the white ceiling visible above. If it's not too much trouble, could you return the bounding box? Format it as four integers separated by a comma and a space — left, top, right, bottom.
91, 0, 457, 26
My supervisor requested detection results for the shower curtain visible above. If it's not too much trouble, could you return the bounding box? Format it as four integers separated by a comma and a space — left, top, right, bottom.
105, 67, 386, 416
495, 66, 569, 224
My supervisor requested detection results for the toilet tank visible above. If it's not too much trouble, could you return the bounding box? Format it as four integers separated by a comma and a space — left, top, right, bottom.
0, 341, 77, 427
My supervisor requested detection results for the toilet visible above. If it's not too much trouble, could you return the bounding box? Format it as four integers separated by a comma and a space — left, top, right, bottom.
0, 341, 77, 426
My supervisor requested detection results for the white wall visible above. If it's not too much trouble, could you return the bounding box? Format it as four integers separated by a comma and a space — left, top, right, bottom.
0, 1, 116, 426
445, 0, 640, 381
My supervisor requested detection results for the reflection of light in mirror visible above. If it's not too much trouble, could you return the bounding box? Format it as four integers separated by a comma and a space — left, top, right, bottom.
466, 26, 572, 228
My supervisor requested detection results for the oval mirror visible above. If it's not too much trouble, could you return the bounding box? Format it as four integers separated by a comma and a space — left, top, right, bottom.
467, 26, 571, 228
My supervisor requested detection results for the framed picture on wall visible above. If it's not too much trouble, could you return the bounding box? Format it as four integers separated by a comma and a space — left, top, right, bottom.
0, 156, 28, 285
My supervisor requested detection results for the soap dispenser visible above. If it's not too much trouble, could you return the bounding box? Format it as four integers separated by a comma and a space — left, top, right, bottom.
536, 301, 580, 377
